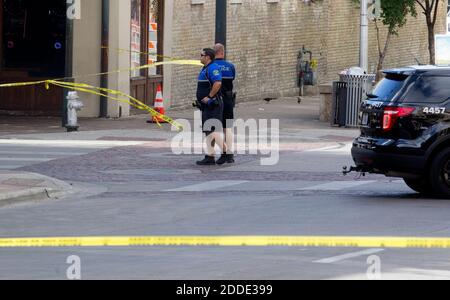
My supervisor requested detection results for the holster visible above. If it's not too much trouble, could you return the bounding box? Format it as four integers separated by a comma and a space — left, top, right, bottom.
224, 91, 237, 107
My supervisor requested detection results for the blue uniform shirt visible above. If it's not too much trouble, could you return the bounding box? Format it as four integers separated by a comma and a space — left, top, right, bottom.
197, 62, 222, 102
215, 58, 236, 94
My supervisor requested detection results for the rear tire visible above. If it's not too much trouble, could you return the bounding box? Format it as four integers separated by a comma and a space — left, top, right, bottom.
403, 177, 432, 194
429, 148, 450, 198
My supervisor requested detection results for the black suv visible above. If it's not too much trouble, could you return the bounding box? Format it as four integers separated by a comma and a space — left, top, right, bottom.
350, 66, 450, 197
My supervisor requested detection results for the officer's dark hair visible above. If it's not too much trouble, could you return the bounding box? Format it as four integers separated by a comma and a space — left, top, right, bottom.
202, 48, 216, 61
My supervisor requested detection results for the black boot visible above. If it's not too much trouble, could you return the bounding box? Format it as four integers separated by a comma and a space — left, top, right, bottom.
216, 154, 235, 165
196, 155, 216, 166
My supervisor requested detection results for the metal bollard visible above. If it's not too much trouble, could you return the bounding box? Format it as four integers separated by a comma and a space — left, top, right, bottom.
66, 91, 84, 132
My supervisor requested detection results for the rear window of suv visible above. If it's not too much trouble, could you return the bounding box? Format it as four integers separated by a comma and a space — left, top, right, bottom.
370, 73, 409, 102
400, 76, 450, 104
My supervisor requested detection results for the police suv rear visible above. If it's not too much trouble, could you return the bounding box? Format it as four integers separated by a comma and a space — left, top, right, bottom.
350, 66, 450, 197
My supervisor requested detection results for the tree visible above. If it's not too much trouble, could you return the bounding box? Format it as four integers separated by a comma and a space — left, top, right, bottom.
351, 0, 417, 80
374, 0, 417, 81
415, 0, 441, 64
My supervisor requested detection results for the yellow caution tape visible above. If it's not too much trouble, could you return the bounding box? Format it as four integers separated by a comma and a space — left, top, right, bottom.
48, 80, 183, 130
0, 59, 202, 86
1, 236, 450, 248
67, 59, 203, 81
0, 59, 204, 130
0, 80, 48, 88
101, 46, 186, 61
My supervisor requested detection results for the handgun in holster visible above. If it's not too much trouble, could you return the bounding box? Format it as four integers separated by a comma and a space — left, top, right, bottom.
192, 100, 203, 111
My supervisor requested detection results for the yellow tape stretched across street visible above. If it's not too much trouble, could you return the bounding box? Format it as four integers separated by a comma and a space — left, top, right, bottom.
1, 236, 450, 248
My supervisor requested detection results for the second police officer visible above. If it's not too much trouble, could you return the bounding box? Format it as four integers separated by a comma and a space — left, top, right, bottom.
213, 43, 236, 165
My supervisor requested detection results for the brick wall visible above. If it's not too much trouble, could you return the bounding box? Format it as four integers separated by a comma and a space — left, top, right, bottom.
169, 0, 216, 107
169, 0, 448, 107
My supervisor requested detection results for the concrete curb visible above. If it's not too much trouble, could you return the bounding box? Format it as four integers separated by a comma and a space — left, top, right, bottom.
0, 171, 75, 207
0, 187, 51, 202
0, 187, 55, 208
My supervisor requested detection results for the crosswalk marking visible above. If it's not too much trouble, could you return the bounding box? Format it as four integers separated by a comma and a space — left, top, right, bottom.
313, 249, 385, 264
163, 180, 388, 193
0, 143, 104, 171
0, 150, 86, 156
0, 139, 145, 148
0, 165, 28, 170
0, 157, 51, 162
165, 180, 249, 192
298, 180, 377, 191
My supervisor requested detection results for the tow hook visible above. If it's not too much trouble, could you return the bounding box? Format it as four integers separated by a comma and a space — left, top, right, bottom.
342, 166, 366, 176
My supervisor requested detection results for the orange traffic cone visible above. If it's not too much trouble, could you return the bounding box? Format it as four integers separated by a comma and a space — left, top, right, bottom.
148, 84, 167, 123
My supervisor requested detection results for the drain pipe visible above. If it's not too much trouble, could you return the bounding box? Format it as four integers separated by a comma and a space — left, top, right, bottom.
63, 4, 74, 127
100, 0, 109, 118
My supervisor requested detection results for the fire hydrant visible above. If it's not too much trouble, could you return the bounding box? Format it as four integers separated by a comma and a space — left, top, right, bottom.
66, 91, 84, 132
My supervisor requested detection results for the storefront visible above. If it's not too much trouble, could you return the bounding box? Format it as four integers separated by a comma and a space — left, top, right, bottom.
0, 0, 67, 115
0, 0, 164, 117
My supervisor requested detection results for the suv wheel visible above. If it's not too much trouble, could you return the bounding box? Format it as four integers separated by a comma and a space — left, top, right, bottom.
429, 148, 450, 198
403, 177, 432, 194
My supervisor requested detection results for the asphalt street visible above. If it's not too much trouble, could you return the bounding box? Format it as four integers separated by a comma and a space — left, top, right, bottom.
1, 137, 450, 280
2, 98, 450, 280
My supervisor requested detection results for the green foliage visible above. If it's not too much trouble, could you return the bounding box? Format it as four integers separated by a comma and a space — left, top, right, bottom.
379, 0, 417, 34
349, 0, 417, 34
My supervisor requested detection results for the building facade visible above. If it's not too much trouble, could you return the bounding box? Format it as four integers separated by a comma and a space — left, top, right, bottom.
447, 0, 450, 33
0, 0, 448, 118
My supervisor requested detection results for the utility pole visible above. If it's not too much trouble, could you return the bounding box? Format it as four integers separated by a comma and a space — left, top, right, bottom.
360, 0, 369, 73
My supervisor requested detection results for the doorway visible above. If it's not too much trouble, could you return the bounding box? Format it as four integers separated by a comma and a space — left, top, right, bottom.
130, 0, 164, 114
0, 0, 66, 116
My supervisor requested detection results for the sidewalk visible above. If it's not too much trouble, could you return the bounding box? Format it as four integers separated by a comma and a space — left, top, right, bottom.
0, 96, 359, 141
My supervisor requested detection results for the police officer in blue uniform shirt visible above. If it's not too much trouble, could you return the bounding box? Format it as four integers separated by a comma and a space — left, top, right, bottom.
195, 48, 225, 166
214, 43, 236, 165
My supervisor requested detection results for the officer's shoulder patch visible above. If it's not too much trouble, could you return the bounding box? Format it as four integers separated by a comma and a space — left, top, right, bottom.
212, 70, 220, 76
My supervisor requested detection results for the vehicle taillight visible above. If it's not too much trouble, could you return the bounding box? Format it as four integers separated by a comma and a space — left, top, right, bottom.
382, 107, 415, 131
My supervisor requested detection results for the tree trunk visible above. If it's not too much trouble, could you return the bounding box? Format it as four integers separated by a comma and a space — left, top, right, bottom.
376, 32, 392, 82
427, 23, 436, 65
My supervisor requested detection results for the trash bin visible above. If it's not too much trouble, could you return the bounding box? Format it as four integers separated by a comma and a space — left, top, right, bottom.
331, 81, 348, 127
331, 68, 375, 127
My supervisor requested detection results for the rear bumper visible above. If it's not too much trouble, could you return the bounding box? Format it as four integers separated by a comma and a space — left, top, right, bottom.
351, 138, 426, 177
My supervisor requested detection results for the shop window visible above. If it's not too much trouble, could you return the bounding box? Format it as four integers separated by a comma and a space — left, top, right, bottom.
130, 0, 162, 78
1, 0, 66, 77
